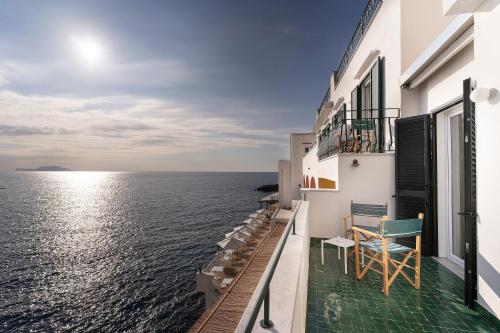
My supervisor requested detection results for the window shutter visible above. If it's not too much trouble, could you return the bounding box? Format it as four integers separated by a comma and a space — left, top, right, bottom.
395, 114, 434, 256
351, 87, 358, 119
370, 57, 383, 114
371, 57, 385, 151
462, 78, 477, 308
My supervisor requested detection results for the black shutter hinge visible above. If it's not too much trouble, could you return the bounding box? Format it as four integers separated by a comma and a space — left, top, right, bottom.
458, 211, 477, 217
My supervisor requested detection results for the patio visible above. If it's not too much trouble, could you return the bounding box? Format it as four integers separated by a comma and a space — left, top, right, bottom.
306, 238, 499, 332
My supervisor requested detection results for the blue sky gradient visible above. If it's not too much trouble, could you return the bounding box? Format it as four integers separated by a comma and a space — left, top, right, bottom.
0, 0, 365, 171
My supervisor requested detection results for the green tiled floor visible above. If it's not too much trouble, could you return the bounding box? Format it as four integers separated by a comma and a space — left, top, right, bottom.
306, 238, 499, 333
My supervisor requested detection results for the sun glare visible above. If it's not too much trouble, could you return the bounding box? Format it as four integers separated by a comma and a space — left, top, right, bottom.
71, 34, 105, 68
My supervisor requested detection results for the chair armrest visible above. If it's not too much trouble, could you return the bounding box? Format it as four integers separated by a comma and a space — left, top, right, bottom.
342, 214, 352, 236
352, 226, 382, 239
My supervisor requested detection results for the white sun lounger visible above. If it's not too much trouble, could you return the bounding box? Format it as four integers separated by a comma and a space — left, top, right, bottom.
234, 225, 256, 236
220, 277, 234, 288
217, 236, 245, 251
242, 218, 254, 224
225, 229, 250, 239
211, 266, 224, 273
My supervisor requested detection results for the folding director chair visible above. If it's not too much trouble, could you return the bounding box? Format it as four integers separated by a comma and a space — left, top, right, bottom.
352, 213, 424, 296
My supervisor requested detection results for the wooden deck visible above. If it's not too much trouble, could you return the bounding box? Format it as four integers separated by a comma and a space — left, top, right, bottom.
190, 223, 286, 333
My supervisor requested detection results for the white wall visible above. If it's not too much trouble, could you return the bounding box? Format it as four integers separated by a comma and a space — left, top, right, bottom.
292, 202, 310, 333
404, 43, 474, 261
329, 0, 402, 113
302, 144, 318, 184
472, 0, 500, 318
278, 160, 292, 209
302, 146, 339, 190
403, 43, 474, 116
443, 0, 488, 15
303, 153, 395, 238
401, 0, 500, 317
402, 0, 456, 72
290, 133, 315, 198
317, 156, 339, 188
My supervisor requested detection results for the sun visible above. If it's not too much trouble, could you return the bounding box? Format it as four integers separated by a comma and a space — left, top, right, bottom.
71, 34, 105, 68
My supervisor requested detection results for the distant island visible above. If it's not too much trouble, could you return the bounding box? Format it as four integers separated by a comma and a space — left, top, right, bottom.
16, 166, 72, 172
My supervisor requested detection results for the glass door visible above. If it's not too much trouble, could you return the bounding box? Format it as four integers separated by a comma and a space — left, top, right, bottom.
446, 107, 465, 266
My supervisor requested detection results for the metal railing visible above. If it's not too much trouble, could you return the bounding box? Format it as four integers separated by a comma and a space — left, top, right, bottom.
334, 0, 383, 86
236, 200, 302, 332
316, 87, 331, 116
317, 108, 400, 160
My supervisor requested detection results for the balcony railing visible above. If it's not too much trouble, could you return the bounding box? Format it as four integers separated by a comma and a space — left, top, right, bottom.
316, 87, 331, 116
317, 108, 400, 160
334, 0, 383, 86
236, 201, 302, 332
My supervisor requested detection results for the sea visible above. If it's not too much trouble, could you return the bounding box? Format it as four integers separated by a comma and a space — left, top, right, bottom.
0, 171, 277, 332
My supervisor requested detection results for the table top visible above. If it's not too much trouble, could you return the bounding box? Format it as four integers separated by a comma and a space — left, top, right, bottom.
322, 236, 355, 247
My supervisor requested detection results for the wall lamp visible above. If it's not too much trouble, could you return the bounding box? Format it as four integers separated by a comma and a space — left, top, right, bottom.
470, 87, 493, 103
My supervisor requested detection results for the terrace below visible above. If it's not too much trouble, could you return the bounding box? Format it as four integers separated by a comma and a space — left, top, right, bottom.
190, 223, 286, 333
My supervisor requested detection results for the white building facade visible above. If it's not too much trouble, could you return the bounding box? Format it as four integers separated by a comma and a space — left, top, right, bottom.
285, 0, 499, 319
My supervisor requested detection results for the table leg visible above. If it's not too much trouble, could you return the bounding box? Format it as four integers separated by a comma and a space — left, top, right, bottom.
344, 247, 348, 275
338, 245, 340, 260
321, 240, 324, 265
382, 238, 389, 295
361, 247, 365, 268
354, 231, 360, 279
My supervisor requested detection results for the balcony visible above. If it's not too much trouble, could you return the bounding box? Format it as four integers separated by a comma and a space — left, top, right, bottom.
306, 238, 500, 332
314, 87, 332, 133
334, 0, 383, 86
317, 108, 400, 161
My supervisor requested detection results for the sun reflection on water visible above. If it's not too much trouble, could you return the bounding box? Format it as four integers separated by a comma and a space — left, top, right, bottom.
1, 171, 279, 331
35, 172, 126, 300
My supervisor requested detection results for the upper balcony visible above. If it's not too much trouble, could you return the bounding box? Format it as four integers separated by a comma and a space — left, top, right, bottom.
317, 107, 400, 161
334, 0, 383, 87
314, 87, 333, 133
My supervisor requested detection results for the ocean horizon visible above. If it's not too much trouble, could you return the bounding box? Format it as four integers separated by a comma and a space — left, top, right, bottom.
0, 171, 277, 332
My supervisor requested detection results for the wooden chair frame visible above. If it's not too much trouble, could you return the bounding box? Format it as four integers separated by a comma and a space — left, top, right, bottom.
352, 119, 377, 153
353, 213, 424, 296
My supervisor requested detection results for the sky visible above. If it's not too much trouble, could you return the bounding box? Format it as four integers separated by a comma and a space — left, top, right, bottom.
0, 0, 366, 172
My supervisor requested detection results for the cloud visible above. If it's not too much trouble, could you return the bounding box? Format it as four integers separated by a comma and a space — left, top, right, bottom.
0, 58, 196, 95
0, 52, 296, 171
90, 121, 157, 135
0, 124, 74, 136
0, 89, 290, 170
